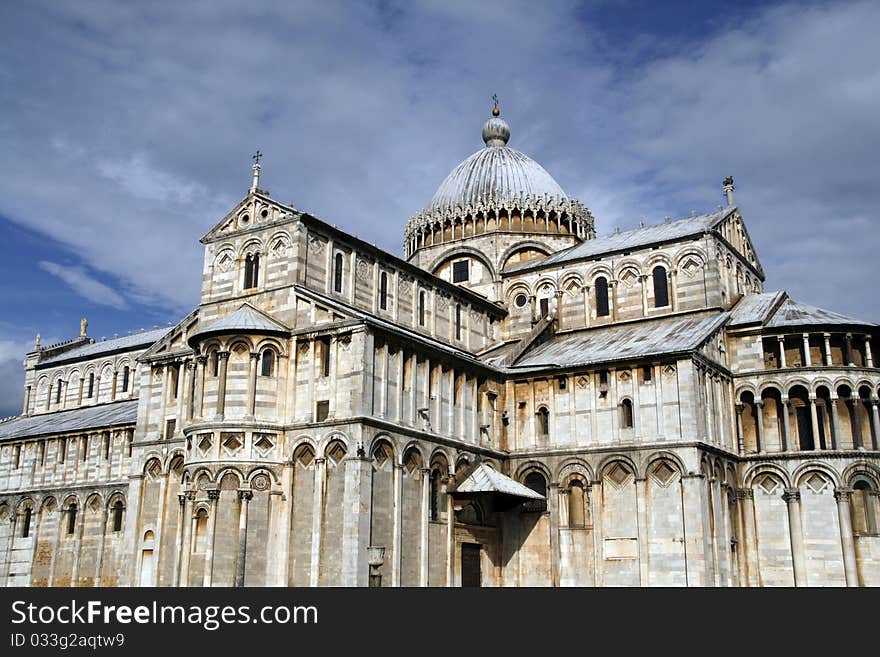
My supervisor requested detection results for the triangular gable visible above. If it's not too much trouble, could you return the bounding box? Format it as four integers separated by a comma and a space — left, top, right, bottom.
140, 309, 199, 360
709, 208, 765, 279
200, 192, 298, 243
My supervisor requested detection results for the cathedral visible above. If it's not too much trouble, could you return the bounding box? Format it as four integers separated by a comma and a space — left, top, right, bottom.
1, 105, 878, 587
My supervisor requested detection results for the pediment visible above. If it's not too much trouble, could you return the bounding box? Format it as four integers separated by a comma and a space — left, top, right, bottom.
201, 192, 299, 243
140, 309, 200, 360
712, 209, 764, 278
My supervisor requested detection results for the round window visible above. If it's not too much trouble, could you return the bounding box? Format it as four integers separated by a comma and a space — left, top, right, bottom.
240, 214, 250, 224
514, 294, 528, 308
260, 209, 269, 218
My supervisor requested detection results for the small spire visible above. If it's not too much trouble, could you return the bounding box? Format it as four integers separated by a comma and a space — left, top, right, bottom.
482, 96, 510, 147
34, 333, 41, 349
723, 175, 735, 206
250, 150, 262, 193
492, 93, 500, 117
80, 317, 88, 337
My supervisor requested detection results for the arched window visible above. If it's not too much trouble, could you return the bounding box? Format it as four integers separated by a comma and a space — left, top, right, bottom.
418, 290, 427, 326
653, 266, 669, 308
523, 472, 548, 513
260, 349, 275, 377
536, 406, 550, 437
87, 373, 95, 398
595, 276, 609, 317
55, 382, 62, 404
379, 272, 388, 310
67, 505, 77, 535
852, 481, 877, 534
455, 304, 462, 340
209, 350, 219, 377
244, 253, 260, 289
21, 508, 31, 538
195, 508, 209, 552
333, 252, 344, 293
112, 501, 124, 532
621, 399, 634, 428
568, 481, 586, 528
122, 366, 130, 392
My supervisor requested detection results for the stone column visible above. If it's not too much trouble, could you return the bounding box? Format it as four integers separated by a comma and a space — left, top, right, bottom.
555, 290, 565, 330
735, 403, 745, 453
823, 333, 832, 365
276, 464, 294, 586
780, 398, 791, 451
801, 333, 811, 366
235, 490, 252, 587
446, 488, 455, 587
668, 269, 677, 311
635, 477, 649, 585
869, 400, 880, 450
548, 482, 561, 587
215, 352, 229, 420
737, 489, 759, 586
829, 396, 841, 449
309, 458, 325, 586
391, 461, 403, 587
777, 336, 787, 369
834, 488, 859, 587
639, 274, 648, 316
194, 356, 206, 420
185, 360, 197, 421
246, 352, 259, 418
70, 504, 85, 587
681, 473, 711, 586
202, 488, 220, 587
173, 493, 186, 586
181, 491, 196, 587
809, 397, 821, 450
4, 514, 17, 584
782, 488, 806, 586
419, 467, 430, 587
111, 370, 118, 401
610, 281, 618, 321
341, 451, 372, 586
845, 333, 854, 366
755, 400, 765, 452
93, 502, 109, 586
582, 285, 591, 328
865, 336, 874, 368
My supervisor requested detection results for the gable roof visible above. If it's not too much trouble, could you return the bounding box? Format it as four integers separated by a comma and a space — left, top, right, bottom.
36, 327, 169, 368
766, 298, 874, 329
451, 463, 544, 499
510, 312, 729, 370
728, 292, 787, 327
507, 207, 735, 273
0, 400, 138, 442
188, 303, 289, 344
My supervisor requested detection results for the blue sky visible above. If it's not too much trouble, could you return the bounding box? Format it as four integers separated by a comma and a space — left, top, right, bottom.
1, 0, 879, 416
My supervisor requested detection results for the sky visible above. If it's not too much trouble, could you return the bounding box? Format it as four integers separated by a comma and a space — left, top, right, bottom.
0, 0, 878, 417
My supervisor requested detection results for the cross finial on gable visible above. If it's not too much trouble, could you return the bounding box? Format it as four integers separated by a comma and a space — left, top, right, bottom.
250, 150, 262, 193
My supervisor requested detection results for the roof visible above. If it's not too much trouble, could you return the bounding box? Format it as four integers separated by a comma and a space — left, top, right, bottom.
0, 400, 138, 442
189, 303, 289, 343
766, 298, 874, 329
728, 292, 786, 327
428, 112, 567, 211
451, 463, 544, 499
510, 312, 729, 370
508, 207, 734, 272
37, 327, 169, 367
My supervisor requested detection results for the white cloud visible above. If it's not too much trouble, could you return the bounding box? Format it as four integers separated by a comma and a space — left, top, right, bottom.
0, 0, 877, 323
39, 261, 128, 310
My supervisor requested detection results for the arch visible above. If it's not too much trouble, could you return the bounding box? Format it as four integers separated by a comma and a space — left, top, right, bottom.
784, 378, 812, 396
742, 463, 792, 489
247, 467, 277, 489
645, 252, 673, 269
793, 464, 840, 489
216, 468, 244, 489
532, 276, 558, 297
402, 445, 424, 476
757, 381, 785, 396
842, 463, 880, 490
143, 457, 163, 480
429, 247, 497, 282
429, 449, 451, 473
613, 257, 643, 279
643, 451, 687, 479
259, 347, 276, 377
560, 272, 584, 294
286, 434, 318, 461
514, 459, 552, 482
40, 495, 58, 513
620, 397, 634, 429
556, 458, 594, 485
736, 383, 758, 400
225, 336, 255, 353
239, 238, 264, 259
591, 452, 635, 479
292, 443, 316, 468
254, 336, 287, 357
368, 434, 396, 461
498, 241, 551, 271
164, 450, 185, 475
504, 281, 531, 302
522, 469, 549, 513
267, 230, 291, 255
535, 405, 550, 436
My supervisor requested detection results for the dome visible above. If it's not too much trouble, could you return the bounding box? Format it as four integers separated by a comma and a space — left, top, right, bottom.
428, 112, 568, 211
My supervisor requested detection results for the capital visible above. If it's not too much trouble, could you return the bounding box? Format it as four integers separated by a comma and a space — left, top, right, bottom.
833, 487, 852, 502
238, 490, 253, 502
250, 352, 261, 361
782, 488, 800, 503
207, 488, 220, 500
